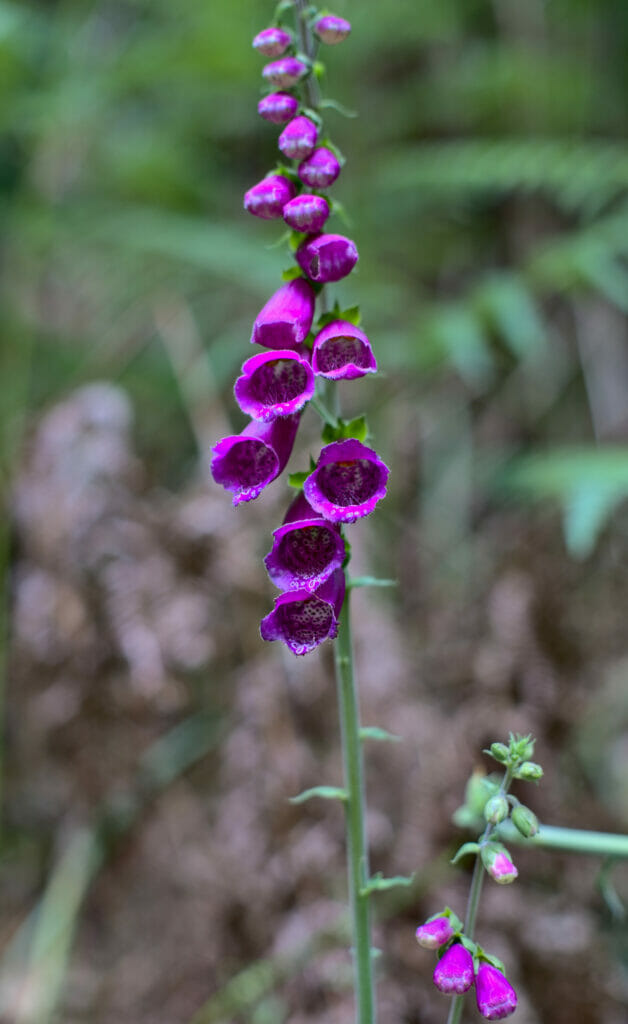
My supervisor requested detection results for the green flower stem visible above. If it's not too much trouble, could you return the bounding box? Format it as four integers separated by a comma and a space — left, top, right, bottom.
334, 590, 376, 1024
497, 820, 628, 857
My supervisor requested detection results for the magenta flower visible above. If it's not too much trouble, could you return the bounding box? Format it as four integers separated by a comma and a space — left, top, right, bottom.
252, 26, 291, 57
314, 14, 351, 45
415, 916, 455, 950
257, 92, 299, 124
296, 233, 358, 283
234, 349, 315, 422
210, 414, 299, 506
475, 963, 518, 1020
251, 278, 315, 350
262, 56, 308, 89
260, 568, 346, 655
298, 146, 341, 188
264, 492, 346, 591
433, 944, 474, 995
279, 115, 318, 161
244, 174, 296, 220
304, 439, 389, 523
312, 320, 377, 380
283, 194, 330, 233
481, 843, 519, 885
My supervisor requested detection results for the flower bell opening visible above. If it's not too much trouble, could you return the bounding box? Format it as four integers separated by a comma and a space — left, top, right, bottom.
264, 493, 345, 591
234, 350, 315, 421
312, 320, 377, 380
210, 415, 299, 506
260, 569, 346, 655
304, 440, 389, 523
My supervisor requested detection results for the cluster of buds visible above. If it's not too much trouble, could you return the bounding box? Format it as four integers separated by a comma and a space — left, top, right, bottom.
415, 910, 517, 1020
210, 6, 388, 655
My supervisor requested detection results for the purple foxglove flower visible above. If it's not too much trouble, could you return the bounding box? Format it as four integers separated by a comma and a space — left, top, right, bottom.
257, 92, 299, 124
298, 146, 341, 188
481, 843, 519, 885
244, 173, 295, 220
475, 963, 518, 1020
415, 916, 455, 951
251, 278, 316, 350
252, 26, 291, 57
283, 194, 330, 233
304, 439, 389, 523
433, 944, 474, 995
262, 57, 307, 90
234, 349, 315, 422
278, 115, 319, 161
296, 233, 358, 283
312, 320, 377, 380
210, 414, 299, 506
260, 568, 345, 655
264, 492, 346, 591
314, 14, 351, 45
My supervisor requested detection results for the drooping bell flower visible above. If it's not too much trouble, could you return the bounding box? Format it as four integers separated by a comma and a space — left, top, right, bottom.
234, 349, 315, 422
312, 320, 377, 380
480, 843, 519, 885
298, 146, 341, 188
415, 916, 455, 951
250, 278, 316, 350
278, 115, 318, 161
252, 26, 291, 56
244, 174, 296, 220
260, 568, 346, 655
264, 492, 346, 591
296, 233, 358, 283
304, 439, 389, 523
314, 14, 351, 45
262, 56, 308, 90
475, 963, 518, 1020
257, 92, 299, 124
283, 194, 330, 233
210, 414, 299, 506
433, 944, 474, 995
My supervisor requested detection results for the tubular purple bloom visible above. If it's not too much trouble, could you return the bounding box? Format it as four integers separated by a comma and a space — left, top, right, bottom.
260, 568, 346, 655
244, 174, 296, 220
262, 57, 308, 89
278, 115, 319, 161
283, 194, 330, 233
312, 319, 377, 380
304, 439, 389, 523
210, 414, 299, 506
264, 492, 346, 591
298, 146, 341, 188
314, 15, 351, 45
481, 843, 519, 885
252, 27, 291, 57
296, 233, 358, 283
475, 963, 518, 1020
251, 278, 316, 350
433, 943, 474, 995
415, 916, 455, 951
257, 92, 299, 124
234, 349, 315, 422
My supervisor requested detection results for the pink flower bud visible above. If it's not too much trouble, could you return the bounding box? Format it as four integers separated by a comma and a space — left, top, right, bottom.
314, 14, 351, 45
296, 233, 358, 283
262, 57, 308, 90
258, 92, 299, 124
415, 916, 455, 950
433, 944, 474, 995
298, 146, 341, 188
278, 116, 318, 161
481, 843, 518, 885
244, 174, 296, 220
252, 27, 292, 57
475, 962, 517, 1020
283, 194, 330, 233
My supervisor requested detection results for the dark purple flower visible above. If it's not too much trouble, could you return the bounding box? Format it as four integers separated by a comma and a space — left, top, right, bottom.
304, 439, 389, 523
283, 194, 330, 233
251, 278, 316, 350
475, 963, 517, 1021
433, 944, 474, 996
257, 92, 299, 124
278, 115, 319, 161
415, 916, 455, 951
210, 414, 299, 506
262, 57, 308, 89
234, 349, 315, 422
264, 492, 346, 591
244, 174, 296, 220
314, 14, 351, 45
260, 568, 346, 655
298, 146, 341, 188
312, 320, 377, 380
296, 233, 358, 283
252, 26, 291, 57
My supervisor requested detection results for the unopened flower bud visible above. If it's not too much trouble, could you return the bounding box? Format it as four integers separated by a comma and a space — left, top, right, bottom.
244, 174, 295, 219
257, 92, 299, 124
314, 14, 351, 45
475, 962, 517, 1020
252, 27, 291, 57
433, 944, 474, 995
481, 843, 518, 884
278, 115, 318, 161
415, 916, 454, 950
283, 194, 330, 233
483, 795, 509, 825
490, 742, 509, 764
517, 761, 543, 781
296, 233, 358, 283
511, 805, 539, 838
262, 57, 308, 90
298, 146, 341, 188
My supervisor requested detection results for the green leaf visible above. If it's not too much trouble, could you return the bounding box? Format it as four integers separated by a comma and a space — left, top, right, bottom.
431, 307, 494, 389
359, 726, 402, 743
361, 872, 415, 896
348, 576, 398, 589
289, 786, 348, 805
475, 275, 545, 358
319, 97, 358, 118
288, 471, 310, 490
451, 842, 480, 864
282, 266, 304, 282
343, 415, 368, 442
563, 484, 624, 558
340, 305, 361, 326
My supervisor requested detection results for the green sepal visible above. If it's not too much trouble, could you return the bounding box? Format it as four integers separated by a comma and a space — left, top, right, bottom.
359, 726, 402, 743
349, 576, 397, 590
268, 229, 292, 250
313, 60, 325, 80
459, 935, 478, 956
485, 742, 509, 764
451, 841, 480, 864
288, 229, 308, 253
341, 535, 352, 569
288, 471, 310, 491
316, 301, 361, 329
475, 947, 505, 973
299, 106, 323, 129
319, 97, 358, 118
320, 137, 346, 166
274, 163, 300, 183
361, 871, 415, 896
282, 266, 304, 282
322, 414, 369, 445
293, 51, 313, 71
289, 785, 348, 805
